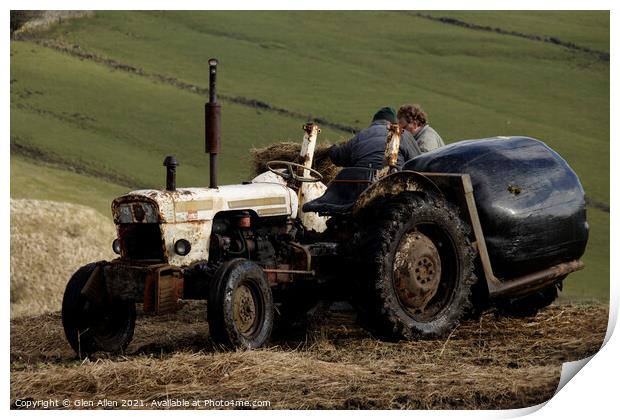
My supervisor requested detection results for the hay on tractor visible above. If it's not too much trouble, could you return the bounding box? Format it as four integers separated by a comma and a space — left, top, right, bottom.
250, 142, 340, 184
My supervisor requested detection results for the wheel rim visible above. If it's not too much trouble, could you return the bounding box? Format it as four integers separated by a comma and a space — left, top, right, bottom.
393, 231, 442, 316
392, 222, 459, 321
233, 281, 262, 336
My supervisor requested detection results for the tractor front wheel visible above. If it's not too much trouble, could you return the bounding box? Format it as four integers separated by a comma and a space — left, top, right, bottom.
62, 262, 136, 358
207, 259, 274, 349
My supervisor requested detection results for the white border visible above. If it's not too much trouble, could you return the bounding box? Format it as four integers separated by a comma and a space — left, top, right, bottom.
4, 2, 616, 419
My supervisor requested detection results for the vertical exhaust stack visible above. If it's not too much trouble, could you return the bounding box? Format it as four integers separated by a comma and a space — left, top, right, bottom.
163, 155, 178, 191
205, 58, 221, 188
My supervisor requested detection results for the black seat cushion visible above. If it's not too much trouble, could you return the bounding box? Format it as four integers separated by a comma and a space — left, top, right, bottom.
303, 167, 376, 215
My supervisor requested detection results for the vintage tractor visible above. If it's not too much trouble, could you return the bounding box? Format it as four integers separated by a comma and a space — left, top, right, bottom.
62, 59, 588, 356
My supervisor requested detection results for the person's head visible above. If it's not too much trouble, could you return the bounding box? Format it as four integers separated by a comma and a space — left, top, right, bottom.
372, 107, 397, 124
397, 104, 428, 134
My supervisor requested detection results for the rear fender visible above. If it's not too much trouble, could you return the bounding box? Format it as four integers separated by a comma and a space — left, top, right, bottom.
352, 171, 442, 216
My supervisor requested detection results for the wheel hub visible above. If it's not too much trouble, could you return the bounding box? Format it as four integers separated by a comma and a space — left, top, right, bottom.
233, 284, 258, 334
393, 231, 442, 314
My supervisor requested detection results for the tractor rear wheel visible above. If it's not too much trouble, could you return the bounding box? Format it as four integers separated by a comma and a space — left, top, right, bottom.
62, 262, 136, 358
207, 258, 274, 349
355, 192, 476, 339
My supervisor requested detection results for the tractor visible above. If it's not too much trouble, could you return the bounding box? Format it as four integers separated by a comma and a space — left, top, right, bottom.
61, 59, 588, 356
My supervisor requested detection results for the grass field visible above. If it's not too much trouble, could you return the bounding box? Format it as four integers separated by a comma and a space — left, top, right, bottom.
11, 158, 126, 216
34, 11, 609, 201
422, 11, 610, 51
10, 11, 609, 301
10, 41, 346, 190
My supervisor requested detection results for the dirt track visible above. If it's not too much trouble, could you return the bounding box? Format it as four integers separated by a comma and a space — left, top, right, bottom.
10, 303, 607, 410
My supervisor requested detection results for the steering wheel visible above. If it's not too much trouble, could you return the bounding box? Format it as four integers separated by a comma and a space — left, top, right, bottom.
266, 160, 323, 183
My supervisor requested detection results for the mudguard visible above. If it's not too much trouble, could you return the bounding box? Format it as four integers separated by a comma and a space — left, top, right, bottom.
352, 171, 442, 216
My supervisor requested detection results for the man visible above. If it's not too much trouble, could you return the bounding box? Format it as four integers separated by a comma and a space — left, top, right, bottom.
397, 104, 445, 153
329, 107, 421, 169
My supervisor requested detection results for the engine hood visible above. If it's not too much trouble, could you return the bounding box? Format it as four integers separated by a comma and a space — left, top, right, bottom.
112, 182, 298, 223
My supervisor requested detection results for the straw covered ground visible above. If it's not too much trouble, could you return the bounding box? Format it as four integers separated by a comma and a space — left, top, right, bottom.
10, 302, 607, 410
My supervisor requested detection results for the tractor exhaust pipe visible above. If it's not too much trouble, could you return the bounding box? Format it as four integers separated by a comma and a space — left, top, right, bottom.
205, 58, 221, 189
163, 155, 178, 191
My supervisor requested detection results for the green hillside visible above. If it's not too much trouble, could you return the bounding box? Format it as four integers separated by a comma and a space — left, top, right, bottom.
11, 158, 127, 217
422, 11, 610, 51
10, 11, 609, 301
10, 41, 346, 190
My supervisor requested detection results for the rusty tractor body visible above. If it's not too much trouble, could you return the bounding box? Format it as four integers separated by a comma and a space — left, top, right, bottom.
61, 60, 585, 356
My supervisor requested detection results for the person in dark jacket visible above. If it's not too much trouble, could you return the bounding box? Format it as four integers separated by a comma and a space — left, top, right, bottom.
329, 107, 421, 169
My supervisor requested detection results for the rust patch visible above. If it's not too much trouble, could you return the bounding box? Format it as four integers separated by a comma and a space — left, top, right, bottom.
393, 232, 441, 313
132, 203, 145, 222
384, 124, 402, 170
490, 260, 584, 299
143, 266, 184, 314
302, 122, 321, 136
112, 195, 162, 224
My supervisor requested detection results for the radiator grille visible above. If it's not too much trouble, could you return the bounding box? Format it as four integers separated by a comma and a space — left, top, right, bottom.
118, 223, 165, 261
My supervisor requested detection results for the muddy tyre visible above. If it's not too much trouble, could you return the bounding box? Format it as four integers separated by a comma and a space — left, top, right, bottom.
355, 192, 476, 339
62, 262, 136, 358
207, 259, 274, 349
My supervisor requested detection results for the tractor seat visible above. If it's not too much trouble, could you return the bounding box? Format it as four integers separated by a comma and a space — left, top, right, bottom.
302, 167, 376, 215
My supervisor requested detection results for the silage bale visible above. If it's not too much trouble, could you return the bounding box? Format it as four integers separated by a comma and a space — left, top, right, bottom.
10, 199, 116, 318
403, 136, 588, 278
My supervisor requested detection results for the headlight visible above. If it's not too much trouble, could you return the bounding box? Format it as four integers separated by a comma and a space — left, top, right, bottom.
174, 239, 191, 256
112, 239, 121, 255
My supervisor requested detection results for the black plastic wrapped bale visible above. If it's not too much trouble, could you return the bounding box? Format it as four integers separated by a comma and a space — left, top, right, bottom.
402, 136, 588, 279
